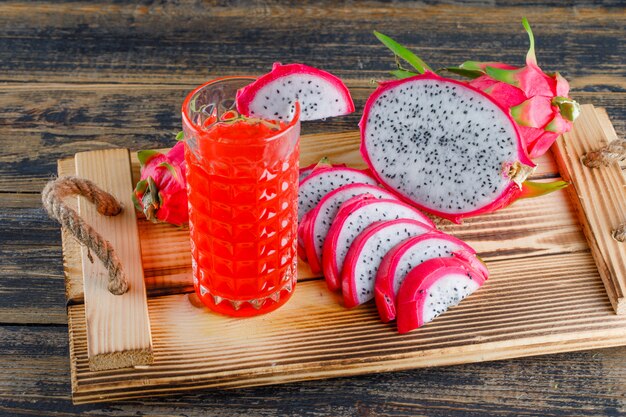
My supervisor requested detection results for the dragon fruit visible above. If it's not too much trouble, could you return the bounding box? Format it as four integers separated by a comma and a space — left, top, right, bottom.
341, 219, 433, 308
360, 71, 567, 223
458, 19, 580, 158
375, 18, 580, 159
236, 62, 355, 121
375, 232, 478, 322
297, 167, 377, 221
132, 141, 188, 226
322, 194, 435, 291
396, 254, 489, 334
300, 183, 399, 274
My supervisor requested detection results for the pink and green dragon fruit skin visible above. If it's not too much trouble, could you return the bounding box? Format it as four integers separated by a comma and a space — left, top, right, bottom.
375, 18, 580, 160
458, 18, 580, 158
132, 141, 189, 226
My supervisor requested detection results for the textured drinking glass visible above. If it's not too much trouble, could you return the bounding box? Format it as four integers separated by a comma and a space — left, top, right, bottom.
181, 77, 300, 317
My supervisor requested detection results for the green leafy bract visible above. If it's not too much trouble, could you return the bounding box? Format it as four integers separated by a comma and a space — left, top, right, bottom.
373, 31, 433, 74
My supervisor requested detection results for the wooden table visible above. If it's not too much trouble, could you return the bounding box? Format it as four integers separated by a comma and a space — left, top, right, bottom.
1, 1, 625, 415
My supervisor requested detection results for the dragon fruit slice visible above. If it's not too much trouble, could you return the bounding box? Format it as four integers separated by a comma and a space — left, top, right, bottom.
132, 141, 188, 226
236, 62, 355, 121
375, 232, 478, 322
360, 71, 567, 223
298, 167, 377, 221
341, 219, 433, 308
300, 183, 399, 275
396, 254, 489, 334
322, 194, 435, 291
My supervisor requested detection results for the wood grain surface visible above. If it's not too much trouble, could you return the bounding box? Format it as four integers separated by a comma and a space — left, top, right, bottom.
1, 0, 625, 415
74, 149, 153, 371
554, 105, 626, 314
66, 252, 626, 404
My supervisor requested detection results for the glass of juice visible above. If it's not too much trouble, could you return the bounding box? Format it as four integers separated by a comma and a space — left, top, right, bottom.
181, 77, 300, 317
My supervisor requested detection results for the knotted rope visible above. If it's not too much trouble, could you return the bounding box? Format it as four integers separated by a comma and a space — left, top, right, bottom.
582, 138, 626, 242
611, 225, 626, 243
42, 176, 129, 294
582, 138, 626, 168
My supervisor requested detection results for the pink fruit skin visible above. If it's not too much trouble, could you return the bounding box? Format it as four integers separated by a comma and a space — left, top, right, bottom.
322, 194, 435, 292
359, 71, 534, 224
298, 210, 322, 273
301, 183, 399, 278
167, 140, 185, 166
235, 62, 355, 118
297, 219, 308, 263
341, 219, 434, 309
469, 66, 574, 159
374, 232, 476, 323
135, 142, 188, 226
469, 75, 526, 106
303, 219, 323, 275
396, 255, 488, 334
297, 244, 308, 262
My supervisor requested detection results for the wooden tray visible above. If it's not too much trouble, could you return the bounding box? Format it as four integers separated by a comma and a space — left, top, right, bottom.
59, 104, 626, 404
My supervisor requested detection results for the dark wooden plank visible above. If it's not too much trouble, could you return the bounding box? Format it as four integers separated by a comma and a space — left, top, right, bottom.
0, 245, 67, 325
1, 325, 624, 416
0, 3, 623, 84
0, 193, 67, 324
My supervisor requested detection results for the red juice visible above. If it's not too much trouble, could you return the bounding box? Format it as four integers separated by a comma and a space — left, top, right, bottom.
182, 77, 300, 317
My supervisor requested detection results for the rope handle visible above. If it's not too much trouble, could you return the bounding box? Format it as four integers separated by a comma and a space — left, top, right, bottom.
42, 176, 129, 295
582, 138, 626, 242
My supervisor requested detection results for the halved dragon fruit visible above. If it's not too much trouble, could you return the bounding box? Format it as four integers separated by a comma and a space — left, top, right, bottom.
360, 71, 567, 223
341, 219, 433, 308
236, 62, 355, 121
297, 167, 377, 221
396, 254, 489, 334
375, 232, 478, 322
374, 19, 580, 159
300, 183, 398, 275
322, 194, 435, 291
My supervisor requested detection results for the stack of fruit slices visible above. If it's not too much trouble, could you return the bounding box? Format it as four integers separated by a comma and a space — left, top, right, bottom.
297, 166, 489, 334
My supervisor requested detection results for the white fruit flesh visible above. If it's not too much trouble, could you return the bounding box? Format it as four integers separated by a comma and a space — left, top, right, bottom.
423, 274, 480, 323
246, 75, 351, 121
352, 223, 429, 304
362, 78, 519, 214
392, 238, 465, 294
